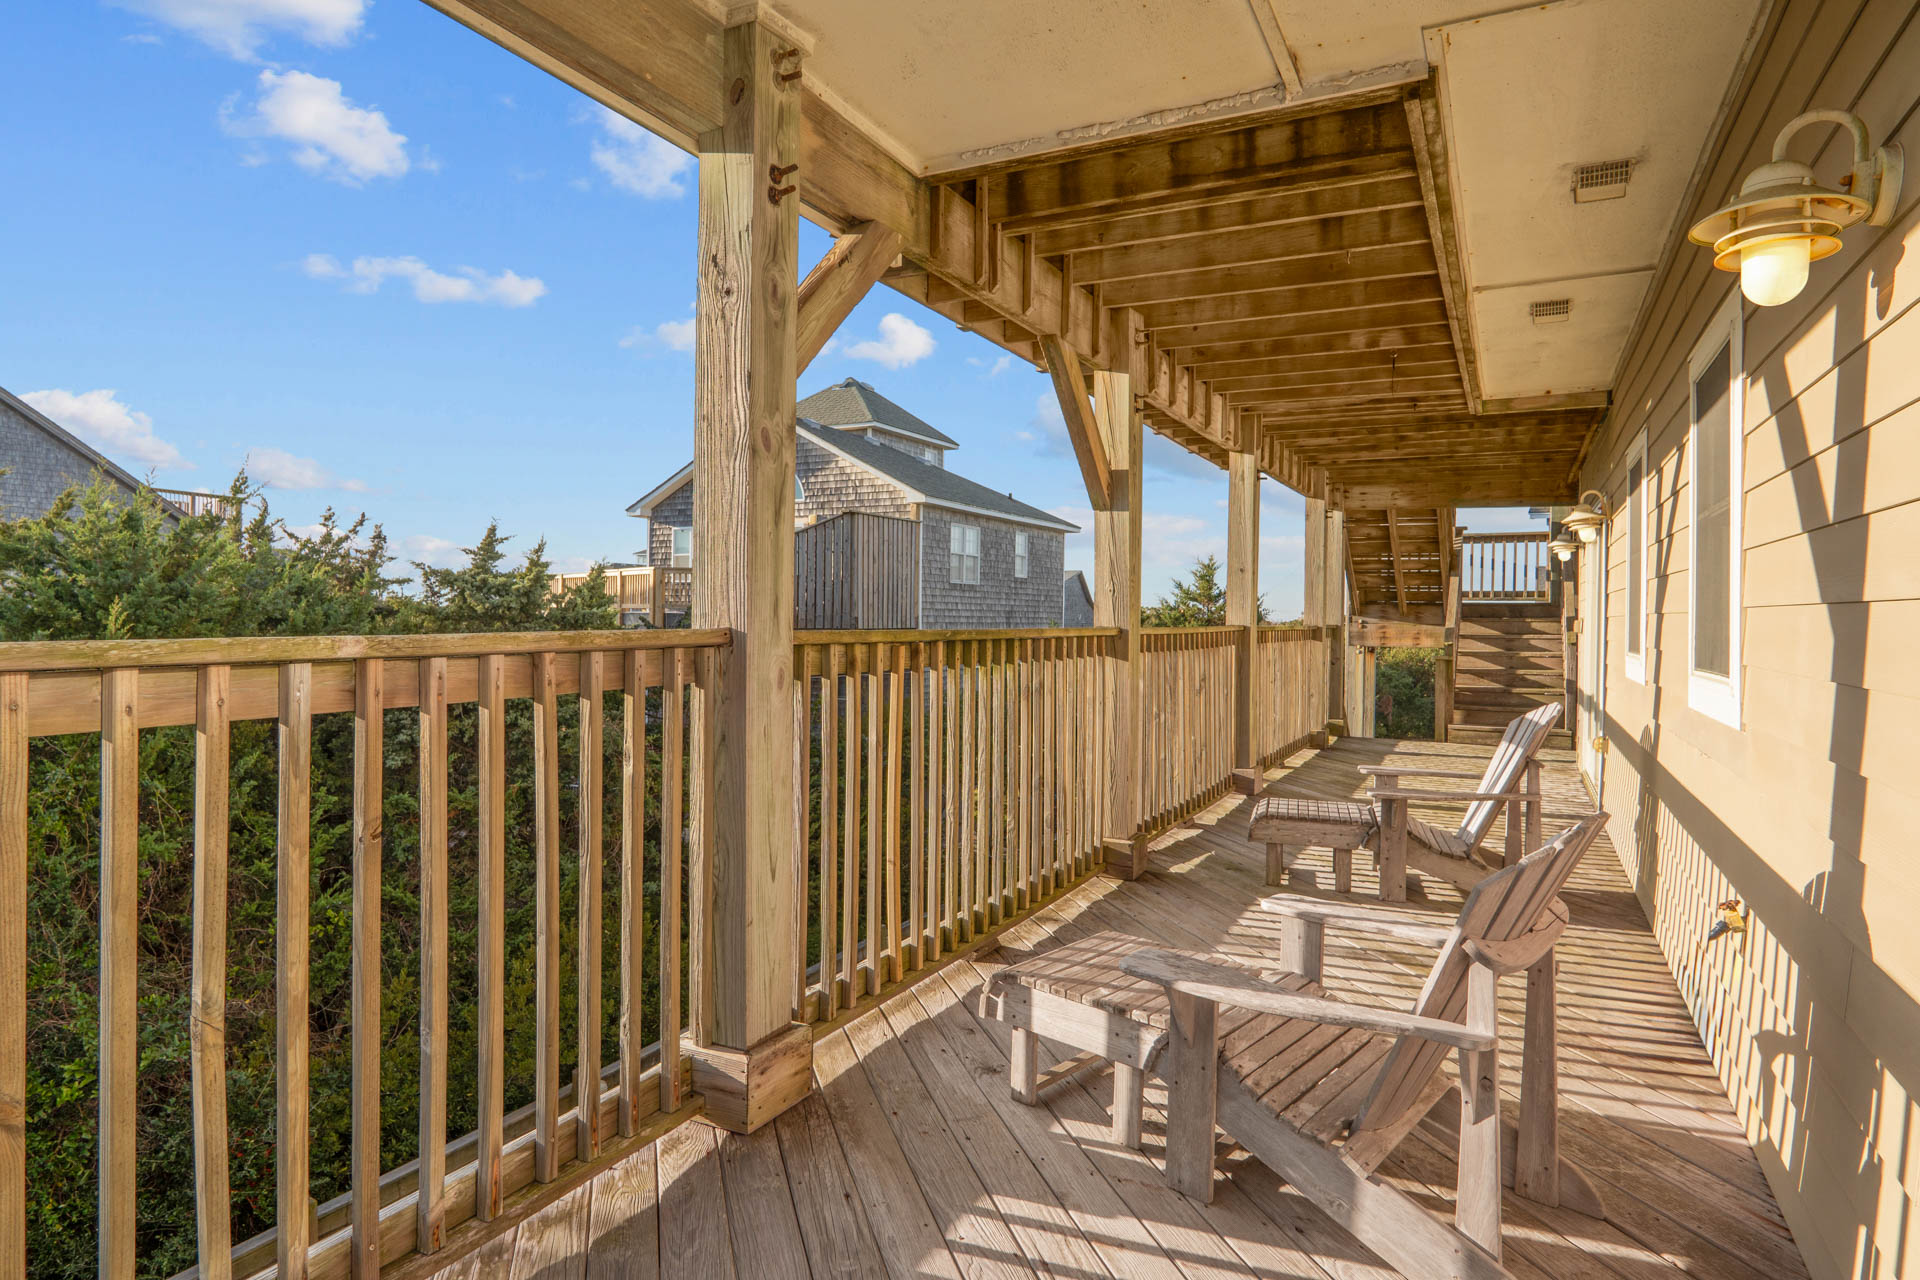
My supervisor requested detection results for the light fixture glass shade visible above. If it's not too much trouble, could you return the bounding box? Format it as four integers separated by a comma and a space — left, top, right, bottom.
1549, 534, 1579, 563
1739, 234, 1811, 306
1576, 525, 1598, 543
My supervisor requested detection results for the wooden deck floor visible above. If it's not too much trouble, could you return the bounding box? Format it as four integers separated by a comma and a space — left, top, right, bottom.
411, 736, 1808, 1280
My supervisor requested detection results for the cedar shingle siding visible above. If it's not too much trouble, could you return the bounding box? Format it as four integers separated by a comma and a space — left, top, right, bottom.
0, 391, 146, 521
919, 509, 1063, 629
645, 481, 693, 567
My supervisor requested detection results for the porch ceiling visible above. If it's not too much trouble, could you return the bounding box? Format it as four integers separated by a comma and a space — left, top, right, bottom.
425, 0, 1760, 509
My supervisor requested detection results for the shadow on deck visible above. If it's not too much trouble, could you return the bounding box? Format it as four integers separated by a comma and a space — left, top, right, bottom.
406, 736, 1806, 1280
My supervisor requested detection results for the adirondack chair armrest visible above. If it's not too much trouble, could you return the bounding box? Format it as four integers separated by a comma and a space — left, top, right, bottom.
1360, 767, 1486, 781
1369, 787, 1522, 803
1259, 896, 1457, 949
1120, 950, 1496, 1053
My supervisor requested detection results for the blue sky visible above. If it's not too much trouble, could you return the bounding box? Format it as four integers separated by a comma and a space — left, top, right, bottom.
3, 1, 1536, 618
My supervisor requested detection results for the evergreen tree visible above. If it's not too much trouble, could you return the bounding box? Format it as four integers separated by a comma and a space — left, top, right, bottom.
1140, 554, 1270, 626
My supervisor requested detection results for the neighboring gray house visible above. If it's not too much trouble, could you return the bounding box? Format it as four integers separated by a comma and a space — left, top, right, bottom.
628, 379, 1077, 629
0, 384, 179, 521
1062, 570, 1094, 628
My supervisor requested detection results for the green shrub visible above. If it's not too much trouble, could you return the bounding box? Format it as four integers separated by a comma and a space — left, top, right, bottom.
1374, 647, 1442, 739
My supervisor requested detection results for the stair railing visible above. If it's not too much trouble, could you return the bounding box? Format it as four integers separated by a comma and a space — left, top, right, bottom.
1460, 532, 1550, 602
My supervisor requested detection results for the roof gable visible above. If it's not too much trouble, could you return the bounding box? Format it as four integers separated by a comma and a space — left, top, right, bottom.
797, 379, 959, 449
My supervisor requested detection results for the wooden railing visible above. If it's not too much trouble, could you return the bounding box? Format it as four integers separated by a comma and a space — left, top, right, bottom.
153, 487, 238, 519
1460, 532, 1550, 601
1137, 627, 1239, 830
790, 629, 1118, 1024
0, 628, 724, 1280
550, 566, 695, 626
1252, 626, 1330, 764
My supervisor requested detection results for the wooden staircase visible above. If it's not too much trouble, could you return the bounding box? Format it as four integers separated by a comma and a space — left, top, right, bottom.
1450, 601, 1572, 747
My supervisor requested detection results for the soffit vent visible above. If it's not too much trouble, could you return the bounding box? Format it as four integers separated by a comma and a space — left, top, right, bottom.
1530, 298, 1572, 325
1572, 159, 1634, 203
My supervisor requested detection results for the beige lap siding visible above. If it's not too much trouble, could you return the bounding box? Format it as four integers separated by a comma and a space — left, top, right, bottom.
1572, 2, 1920, 1276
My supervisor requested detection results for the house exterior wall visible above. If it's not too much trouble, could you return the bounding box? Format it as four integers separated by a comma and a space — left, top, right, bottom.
1571, 4, 1919, 1276
919, 507, 1063, 628
647, 436, 913, 563
0, 397, 140, 520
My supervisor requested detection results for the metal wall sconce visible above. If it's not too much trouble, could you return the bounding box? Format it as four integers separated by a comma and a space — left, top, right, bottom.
1559, 490, 1609, 546
1688, 109, 1903, 307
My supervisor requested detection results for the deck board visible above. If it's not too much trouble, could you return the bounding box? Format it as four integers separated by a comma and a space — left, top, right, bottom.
466, 737, 1807, 1280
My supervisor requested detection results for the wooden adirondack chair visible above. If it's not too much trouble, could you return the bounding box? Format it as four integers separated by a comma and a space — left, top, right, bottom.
1250, 702, 1563, 900
1124, 812, 1608, 1280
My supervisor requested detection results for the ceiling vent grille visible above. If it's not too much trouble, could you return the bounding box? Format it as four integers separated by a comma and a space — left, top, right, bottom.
1572, 159, 1634, 202
1530, 299, 1572, 325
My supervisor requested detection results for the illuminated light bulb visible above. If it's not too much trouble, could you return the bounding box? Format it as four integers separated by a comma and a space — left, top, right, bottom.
1739, 235, 1811, 307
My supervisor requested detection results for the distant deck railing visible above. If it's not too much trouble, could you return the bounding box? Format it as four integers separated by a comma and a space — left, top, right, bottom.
153, 487, 239, 519
0, 620, 1337, 1276
1460, 532, 1550, 601
550, 565, 694, 625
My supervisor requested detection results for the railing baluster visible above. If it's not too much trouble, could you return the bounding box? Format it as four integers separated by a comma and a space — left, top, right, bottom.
620, 650, 649, 1134
883, 645, 903, 986
192, 666, 232, 1280
99, 667, 139, 1280
577, 651, 604, 1162
908, 645, 925, 972
865, 650, 882, 996
819, 647, 840, 1020
843, 648, 863, 1006
792, 650, 812, 1012
660, 648, 686, 1112
278, 663, 312, 1280
417, 656, 448, 1253
351, 658, 383, 1277
927, 642, 944, 963
0, 672, 22, 1280
532, 651, 561, 1180
476, 654, 506, 1209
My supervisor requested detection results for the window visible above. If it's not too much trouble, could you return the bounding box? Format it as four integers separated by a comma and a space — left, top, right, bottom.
1687, 291, 1744, 726
671, 525, 693, 569
1624, 430, 1648, 684
1014, 531, 1030, 579
948, 522, 981, 585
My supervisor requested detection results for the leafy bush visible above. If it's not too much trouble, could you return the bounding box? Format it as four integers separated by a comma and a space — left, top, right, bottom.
1374, 646, 1442, 738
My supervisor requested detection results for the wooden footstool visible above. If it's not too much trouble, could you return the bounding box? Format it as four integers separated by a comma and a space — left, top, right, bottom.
1248, 796, 1376, 889
980, 930, 1222, 1148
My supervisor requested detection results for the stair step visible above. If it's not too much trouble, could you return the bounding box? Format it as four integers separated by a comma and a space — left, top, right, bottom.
1449, 724, 1574, 750
1459, 603, 1558, 619
1458, 617, 1563, 636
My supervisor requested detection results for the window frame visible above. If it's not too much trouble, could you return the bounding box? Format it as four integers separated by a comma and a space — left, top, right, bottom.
1013, 531, 1030, 579
948, 521, 981, 585
1623, 428, 1649, 686
1686, 289, 1744, 728
670, 525, 693, 569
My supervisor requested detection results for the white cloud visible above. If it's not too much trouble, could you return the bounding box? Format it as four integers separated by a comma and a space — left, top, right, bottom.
304, 253, 546, 307
244, 445, 366, 491
225, 70, 408, 184
113, 0, 366, 60
21, 388, 187, 471
401, 533, 465, 569
1019, 392, 1072, 456
589, 107, 691, 198
655, 317, 696, 351
844, 313, 935, 370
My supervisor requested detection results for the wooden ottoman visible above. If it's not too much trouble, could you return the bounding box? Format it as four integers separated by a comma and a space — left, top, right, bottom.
1248, 795, 1377, 889
980, 930, 1250, 1148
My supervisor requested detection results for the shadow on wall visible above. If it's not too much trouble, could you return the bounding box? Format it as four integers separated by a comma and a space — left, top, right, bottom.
1605, 208, 1906, 1278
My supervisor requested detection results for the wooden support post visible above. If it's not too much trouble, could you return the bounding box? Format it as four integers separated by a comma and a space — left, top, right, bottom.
1514, 954, 1561, 1206
1226, 420, 1260, 794
688, 17, 810, 1133
100, 669, 138, 1280
0, 674, 24, 1280
1303, 499, 1347, 739
1093, 310, 1146, 879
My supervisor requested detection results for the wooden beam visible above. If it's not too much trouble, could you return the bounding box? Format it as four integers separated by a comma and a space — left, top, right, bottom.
1031, 173, 1421, 256
1073, 206, 1432, 285
1403, 82, 1481, 414
1247, 0, 1305, 95
1227, 436, 1260, 774
796, 221, 904, 373
692, 20, 802, 1069
1155, 298, 1450, 355
1102, 241, 1435, 307
1385, 508, 1408, 613
1040, 334, 1113, 505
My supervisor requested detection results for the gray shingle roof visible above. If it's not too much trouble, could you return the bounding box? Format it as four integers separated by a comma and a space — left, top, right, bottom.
797, 379, 959, 448
799, 419, 1075, 531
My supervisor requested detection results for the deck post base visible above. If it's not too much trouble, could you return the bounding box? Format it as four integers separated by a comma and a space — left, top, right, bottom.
1103, 835, 1150, 880
1232, 767, 1263, 796
690, 1022, 812, 1134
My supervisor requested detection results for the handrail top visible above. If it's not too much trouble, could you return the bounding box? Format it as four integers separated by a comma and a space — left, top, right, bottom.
795, 626, 1122, 644
1460, 530, 1548, 542
0, 627, 730, 673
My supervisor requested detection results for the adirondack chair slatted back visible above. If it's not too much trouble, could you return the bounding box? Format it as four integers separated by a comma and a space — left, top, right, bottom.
1455, 703, 1564, 852
1351, 812, 1607, 1134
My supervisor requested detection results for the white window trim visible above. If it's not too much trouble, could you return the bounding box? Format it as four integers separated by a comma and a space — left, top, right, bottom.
1686, 289, 1744, 728
671, 525, 693, 569
1014, 531, 1030, 579
949, 522, 981, 586
1623, 428, 1649, 686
